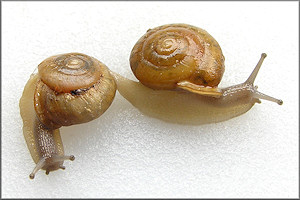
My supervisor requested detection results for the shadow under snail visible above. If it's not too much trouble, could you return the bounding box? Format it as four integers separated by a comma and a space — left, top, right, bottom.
19, 53, 116, 179
111, 23, 283, 125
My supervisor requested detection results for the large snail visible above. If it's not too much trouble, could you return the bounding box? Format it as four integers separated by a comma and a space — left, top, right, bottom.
112, 23, 283, 124
19, 53, 116, 179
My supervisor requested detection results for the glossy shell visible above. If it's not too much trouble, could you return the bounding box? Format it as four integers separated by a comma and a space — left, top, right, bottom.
130, 23, 225, 90
34, 53, 116, 129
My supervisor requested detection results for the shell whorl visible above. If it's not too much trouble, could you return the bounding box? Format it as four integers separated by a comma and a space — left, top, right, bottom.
130, 24, 225, 90
34, 53, 116, 129
38, 53, 102, 93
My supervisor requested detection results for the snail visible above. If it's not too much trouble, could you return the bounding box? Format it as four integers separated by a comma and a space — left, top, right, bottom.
19, 53, 116, 179
111, 23, 283, 125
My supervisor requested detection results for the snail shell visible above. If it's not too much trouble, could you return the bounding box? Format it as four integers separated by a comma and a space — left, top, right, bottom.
34, 53, 116, 129
130, 23, 225, 91
19, 53, 116, 178
111, 24, 283, 125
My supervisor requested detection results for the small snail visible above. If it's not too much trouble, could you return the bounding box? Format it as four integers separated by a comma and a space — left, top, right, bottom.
19, 53, 116, 179
112, 23, 283, 124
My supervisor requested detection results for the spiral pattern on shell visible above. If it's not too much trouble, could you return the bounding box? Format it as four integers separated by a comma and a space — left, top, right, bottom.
34, 53, 116, 129
38, 53, 102, 93
130, 24, 225, 90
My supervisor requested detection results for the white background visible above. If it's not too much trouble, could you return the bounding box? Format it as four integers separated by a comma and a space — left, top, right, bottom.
2, 1, 299, 198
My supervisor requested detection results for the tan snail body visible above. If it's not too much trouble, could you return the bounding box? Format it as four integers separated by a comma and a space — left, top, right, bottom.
19, 24, 283, 179
19, 53, 116, 179
112, 24, 283, 124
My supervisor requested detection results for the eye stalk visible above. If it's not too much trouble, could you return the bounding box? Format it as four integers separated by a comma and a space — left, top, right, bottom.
112, 24, 283, 125
20, 53, 117, 179
29, 155, 75, 179
219, 53, 283, 106
244, 53, 283, 105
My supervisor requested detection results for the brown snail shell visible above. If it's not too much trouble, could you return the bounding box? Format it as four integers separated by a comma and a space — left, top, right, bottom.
111, 24, 283, 125
130, 23, 225, 91
19, 52, 116, 178
34, 53, 116, 129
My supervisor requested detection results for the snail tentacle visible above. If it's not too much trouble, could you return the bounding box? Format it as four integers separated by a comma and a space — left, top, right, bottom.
245, 53, 283, 105
20, 53, 116, 179
114, 24, 282, 125
252, 90, 283, 105
29, 157, 46, 179
222, 53, 283, 105
245, 53, 267, 84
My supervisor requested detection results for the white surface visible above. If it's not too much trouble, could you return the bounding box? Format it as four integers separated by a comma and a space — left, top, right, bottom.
2, 1, 298, 198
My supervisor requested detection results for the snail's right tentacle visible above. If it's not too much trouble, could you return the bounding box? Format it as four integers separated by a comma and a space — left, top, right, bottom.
20, 53, 117, 179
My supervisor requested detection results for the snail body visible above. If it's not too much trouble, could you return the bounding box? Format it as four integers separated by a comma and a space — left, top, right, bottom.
112, 24, 282, 124
19, 53, 116, 179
